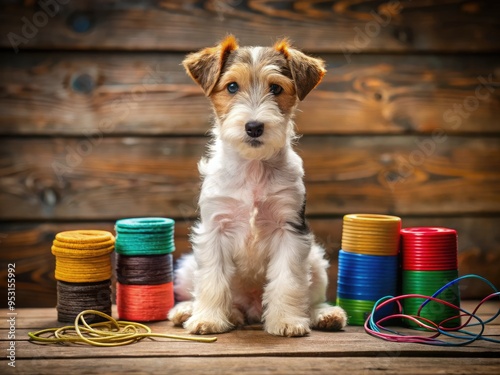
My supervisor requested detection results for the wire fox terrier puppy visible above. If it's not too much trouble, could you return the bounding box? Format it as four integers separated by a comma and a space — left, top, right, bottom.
168, 35, 347, 337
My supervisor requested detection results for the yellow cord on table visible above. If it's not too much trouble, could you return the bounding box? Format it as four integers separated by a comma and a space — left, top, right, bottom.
28, 310, 217, 347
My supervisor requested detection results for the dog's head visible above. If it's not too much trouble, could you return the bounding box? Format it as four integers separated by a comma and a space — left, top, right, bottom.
183, 35, 325, 160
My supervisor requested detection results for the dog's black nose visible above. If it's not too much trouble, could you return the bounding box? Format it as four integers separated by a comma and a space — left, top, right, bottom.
245, 121, 264, 138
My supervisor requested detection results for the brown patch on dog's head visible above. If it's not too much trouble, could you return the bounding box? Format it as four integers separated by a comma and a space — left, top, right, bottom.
183, 35, 239, 96
273, 38, 326, 101
274, 38, 291, 59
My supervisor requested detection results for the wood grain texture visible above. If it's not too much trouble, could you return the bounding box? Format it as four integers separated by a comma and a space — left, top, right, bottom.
3, 300, 498, 329
1, 302, 498, 374
1, 302, 499, 357
0, 52, 499, 135
4, 357, 500, 375
1, 217, 498, 307
1, 0, 499, 52
1, 0, 500, 317
5, 329, 500, 357
0, 136, 499, 220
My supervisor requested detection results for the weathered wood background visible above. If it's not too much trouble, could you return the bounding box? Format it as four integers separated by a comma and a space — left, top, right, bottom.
0, 0, 499, 307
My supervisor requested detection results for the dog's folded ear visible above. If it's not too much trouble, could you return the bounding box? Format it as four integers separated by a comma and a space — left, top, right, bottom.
183, 35, 239, 96
274, 39, 326, 101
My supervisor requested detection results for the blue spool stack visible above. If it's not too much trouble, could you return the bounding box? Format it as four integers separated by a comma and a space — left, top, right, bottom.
336, 214, 401, 325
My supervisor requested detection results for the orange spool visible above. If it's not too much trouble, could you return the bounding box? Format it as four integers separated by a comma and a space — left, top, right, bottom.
116, 282, 174, 322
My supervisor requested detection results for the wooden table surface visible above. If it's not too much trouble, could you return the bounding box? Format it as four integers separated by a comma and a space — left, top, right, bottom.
1, 300, 499, 375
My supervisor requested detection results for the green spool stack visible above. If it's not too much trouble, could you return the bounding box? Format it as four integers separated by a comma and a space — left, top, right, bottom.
115, 218, 175, 256
335, 297, 395, 326
401, 270, 460, 328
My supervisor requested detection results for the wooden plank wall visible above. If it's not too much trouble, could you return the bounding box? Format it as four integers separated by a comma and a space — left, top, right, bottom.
0, 0, 499, 307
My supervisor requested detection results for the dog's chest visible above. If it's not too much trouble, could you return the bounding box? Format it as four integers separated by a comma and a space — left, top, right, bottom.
229, 162, 274, 281
242, 160, 275, 203
214, 158, 299, 283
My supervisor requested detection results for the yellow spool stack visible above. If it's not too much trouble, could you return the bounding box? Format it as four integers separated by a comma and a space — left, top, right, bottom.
341, 214, 401, 256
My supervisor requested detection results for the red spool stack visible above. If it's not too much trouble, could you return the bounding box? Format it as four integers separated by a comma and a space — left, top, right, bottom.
401, 227, 458, 271
400, 227, 461, 328
116, 283, 174, 322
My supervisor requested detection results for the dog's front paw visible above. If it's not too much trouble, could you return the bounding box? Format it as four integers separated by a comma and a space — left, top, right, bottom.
168, 301, 193, 326
184, 314, 234, 335
265, 317, 311, 337
312, 304, 347, 331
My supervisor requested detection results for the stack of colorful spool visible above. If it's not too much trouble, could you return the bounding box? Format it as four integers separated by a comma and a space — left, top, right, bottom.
51, 230, 114, 323
401, 227, 461, 328
115, 217, 175, 322
337, 214, 401, 325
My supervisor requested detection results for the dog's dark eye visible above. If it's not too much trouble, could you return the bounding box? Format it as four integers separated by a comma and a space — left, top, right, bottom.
270, 84, 283, 95
227, 82, 239, 94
